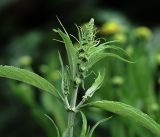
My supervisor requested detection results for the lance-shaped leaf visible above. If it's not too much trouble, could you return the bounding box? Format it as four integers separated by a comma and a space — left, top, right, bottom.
87, 116, 112, 137
87, 52, 133, 69
0, 65, 60, 98
88, 44, 130, 57
80, 111, 87, 137
86, 100, 160, 136
53, 29, 77, 80
83, 71, 105, 99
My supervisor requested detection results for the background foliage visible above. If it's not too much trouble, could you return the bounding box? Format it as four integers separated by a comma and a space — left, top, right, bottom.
0, 0, 160, 137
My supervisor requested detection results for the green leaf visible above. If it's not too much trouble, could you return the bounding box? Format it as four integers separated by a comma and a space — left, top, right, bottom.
84, 71, 105, 99
80, 111, 87, 137
104, 53, 134, 63
88, 52, 133, 69
54, 29, 77, 80
87, 100, 160, 136
88, 116, 112, 137
44, 114, 60, 137
0, 65, 59, 98
58, 51, 65, 90
75, 24, 82, 42
56, 16, 69, 37
89, 45, 130, 57
58, 51, 64, 77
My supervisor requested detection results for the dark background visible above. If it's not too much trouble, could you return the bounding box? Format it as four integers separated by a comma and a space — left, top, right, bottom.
1, 0, 160, 46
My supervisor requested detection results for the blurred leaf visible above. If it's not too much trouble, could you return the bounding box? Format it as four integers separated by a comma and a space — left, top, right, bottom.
44, 114, 60, 137
32, 108, 58, 137
8, 31, 43, 59
42, 93, 66, 132
10, 83, 35, 107
0, 0, 15, 10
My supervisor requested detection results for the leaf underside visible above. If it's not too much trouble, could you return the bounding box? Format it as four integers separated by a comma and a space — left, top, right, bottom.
87, 100, 160, 136
0, 65, 59, 98
84, 71, 105, 98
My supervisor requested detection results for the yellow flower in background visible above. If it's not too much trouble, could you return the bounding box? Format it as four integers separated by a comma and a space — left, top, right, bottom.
100, 21, 121, 35
150, 103, 159, 111
39, 64, 49, 73
135, 26, 152, 40
112, 76, 124, 86
126, 45, 134, 56
114, 33, 127, 44
18, 55, 32, 66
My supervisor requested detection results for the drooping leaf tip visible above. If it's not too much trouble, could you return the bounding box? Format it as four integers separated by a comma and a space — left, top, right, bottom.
53, 29, 58, 32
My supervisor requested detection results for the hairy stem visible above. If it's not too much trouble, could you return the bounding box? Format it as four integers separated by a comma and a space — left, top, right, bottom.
70, 86, 78, 108
67, 86, 78, 137
67, 111, 76, 137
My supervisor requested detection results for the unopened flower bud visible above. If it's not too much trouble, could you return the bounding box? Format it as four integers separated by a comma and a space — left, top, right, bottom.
74, 77, 81, 85
79, 53, 85, 59
79, 66, 86, 72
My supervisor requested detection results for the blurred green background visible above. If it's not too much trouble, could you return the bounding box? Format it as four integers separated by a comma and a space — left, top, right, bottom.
0, 0, 160, 137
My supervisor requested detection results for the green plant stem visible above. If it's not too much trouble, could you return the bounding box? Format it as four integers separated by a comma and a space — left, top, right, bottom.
67, 111, 75, 137
64, 96, 70, 109
61, 81, 70, 109
67, 86, 78, 137
70, 86, 78, 108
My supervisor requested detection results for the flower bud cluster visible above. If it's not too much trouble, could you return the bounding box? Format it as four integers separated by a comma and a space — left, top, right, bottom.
74, 19, 96, 87
81, 18, 96, 47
